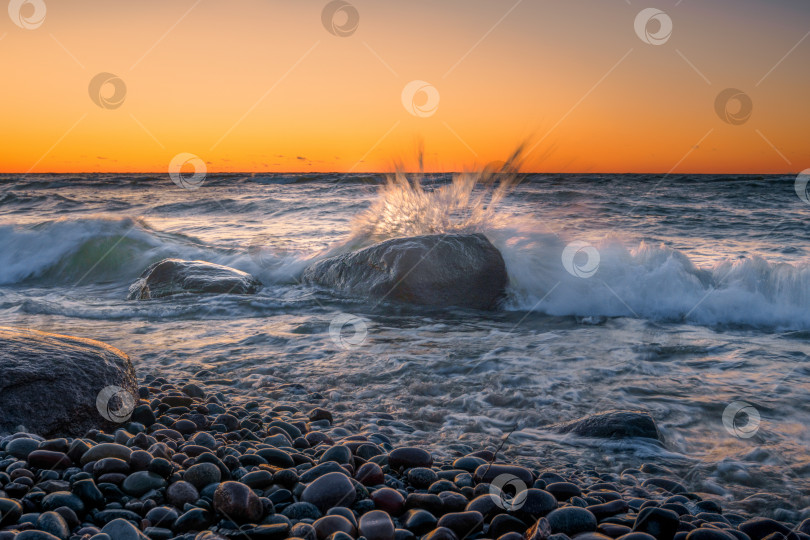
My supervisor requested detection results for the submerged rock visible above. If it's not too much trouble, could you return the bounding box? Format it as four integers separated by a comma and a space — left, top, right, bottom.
551, 410, 661, 441
302, 233, 508, 310
0, 327, 138, 437
127, 258, 261, 300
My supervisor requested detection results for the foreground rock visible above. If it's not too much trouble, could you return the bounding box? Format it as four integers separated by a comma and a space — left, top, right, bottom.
552, 410, 661, 441
302, 233, 508, 310
0, 327, 137, 437
127, 258, 262, 300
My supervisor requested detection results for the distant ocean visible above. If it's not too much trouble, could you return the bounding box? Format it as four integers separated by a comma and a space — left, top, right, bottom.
1, 172, 808, 511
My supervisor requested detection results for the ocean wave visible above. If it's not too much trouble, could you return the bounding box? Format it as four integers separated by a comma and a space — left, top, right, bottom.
0, 216, 210, 286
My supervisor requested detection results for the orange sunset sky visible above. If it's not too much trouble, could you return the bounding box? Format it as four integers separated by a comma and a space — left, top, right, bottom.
1, 0, 809, 174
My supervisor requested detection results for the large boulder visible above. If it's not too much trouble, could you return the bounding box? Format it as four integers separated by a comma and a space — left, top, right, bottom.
551, 410, 661, 441
0, 327, 138, 437
302, 233, 508, 310
128, 258, 262, 300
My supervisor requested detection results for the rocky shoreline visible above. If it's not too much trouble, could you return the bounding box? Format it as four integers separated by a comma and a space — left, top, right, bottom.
1, 328, 809, 540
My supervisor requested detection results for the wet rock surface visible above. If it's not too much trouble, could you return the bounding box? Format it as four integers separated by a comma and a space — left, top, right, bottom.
0, 327, 138, 438
302, 233, 508, 310
127, 259, 262, 300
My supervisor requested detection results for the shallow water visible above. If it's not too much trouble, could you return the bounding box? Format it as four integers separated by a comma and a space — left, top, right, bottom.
1, 173, 809, 514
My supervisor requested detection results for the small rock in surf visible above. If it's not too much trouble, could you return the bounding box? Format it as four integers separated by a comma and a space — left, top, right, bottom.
551, 410, 661, 441
127, 258, 262, 300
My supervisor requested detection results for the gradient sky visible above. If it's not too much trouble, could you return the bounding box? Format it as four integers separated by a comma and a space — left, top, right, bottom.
1, 0, 809, 173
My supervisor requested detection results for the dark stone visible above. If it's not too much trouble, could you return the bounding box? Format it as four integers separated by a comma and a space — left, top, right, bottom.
184, 462, 221, 489
547, 507, 598, 536
313, 515, 357, 539
423, 527, 459, 540
437, 511, 484, 537
641, 479, 687, 494
370, 487, 405, 516
319, 445, 353, 465
389, 447, 434, 470
0, 498, 24, 525
526, 517, 552, 540
587, 499, 630, 521
473, 464, 534, 486
407, 468, 439, 489
359, 510, 396, 540
300, 462, 348, 483
127, 258, 261, 300
173, 507, 212, 532
0, 327, 138, 437
738, 519, 791, 540
122, 471, 166, 496
167, 480, 200, 508
145, 506, 179, 527
545, 482, 581, 501
213, 481, 263, 522
404, 509, 439, 535
489, 514, 527, 537
301, 472, 357, 513
36, 511, 70, 540
282, 501, 322, 521
685, 530, 737, 540
302, 233, 508, 310
512, 489, 557, 518
356, 462, 385, 486
27, 450, 72, 469
632, 507, 680, 540
552, 410, 660, 441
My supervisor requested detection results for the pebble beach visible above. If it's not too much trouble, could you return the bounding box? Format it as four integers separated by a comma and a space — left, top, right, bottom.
2, 373, 809, 540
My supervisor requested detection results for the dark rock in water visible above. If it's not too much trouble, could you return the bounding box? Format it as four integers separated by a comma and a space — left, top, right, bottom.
302, 233, 508, 310
552, 410, 661, 441
0, 327, 137, 437
127, 258, 261, 300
